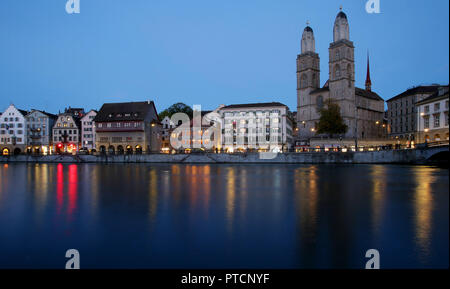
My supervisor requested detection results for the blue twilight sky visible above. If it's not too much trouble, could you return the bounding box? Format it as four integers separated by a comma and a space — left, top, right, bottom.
0, 0, 448, 114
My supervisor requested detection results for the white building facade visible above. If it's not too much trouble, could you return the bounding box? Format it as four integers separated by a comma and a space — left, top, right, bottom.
218, 102, 294, 152
81, 110, 97, 151
416, 86, 449, 143
0, 104, 28, 155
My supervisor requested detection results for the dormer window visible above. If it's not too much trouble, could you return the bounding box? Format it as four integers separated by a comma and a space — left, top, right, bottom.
134, 113, 138, 117
125, 113, 131, 117
108, 114, 113, 118
117, 113, 122, 117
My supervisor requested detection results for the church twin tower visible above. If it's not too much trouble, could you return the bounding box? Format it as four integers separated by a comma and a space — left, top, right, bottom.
296, 9, 384, 140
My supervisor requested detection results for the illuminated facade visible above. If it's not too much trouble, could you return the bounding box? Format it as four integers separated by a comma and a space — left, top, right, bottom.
94, 101, 162, 154
0, 104, 28, 155
387, 85, 447, 142
52, 111, 83, 154
218, 102, 294, 152
81, 110, 98, 151
416, 86, 449, 143
296, 9, 385, 140
25, 110, 57, 155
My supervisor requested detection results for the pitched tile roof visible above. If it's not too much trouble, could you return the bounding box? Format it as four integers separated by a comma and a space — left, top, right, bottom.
386, 85, 445, 102
355, 87, 384, 101
94, 101, 158, 122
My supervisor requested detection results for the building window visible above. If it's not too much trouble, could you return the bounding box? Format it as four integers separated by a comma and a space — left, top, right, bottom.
434, 103, 440, 112
434, 114, 440, 128
424, 105, 430, 113
424, 117, 429, 129
334, 65, 341, 78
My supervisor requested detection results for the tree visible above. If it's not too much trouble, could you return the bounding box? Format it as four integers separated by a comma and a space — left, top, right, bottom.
158, 103, 193, 120
316, 100, 348, 137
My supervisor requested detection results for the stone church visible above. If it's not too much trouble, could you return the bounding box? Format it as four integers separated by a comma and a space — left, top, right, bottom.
296, 9, 385, 140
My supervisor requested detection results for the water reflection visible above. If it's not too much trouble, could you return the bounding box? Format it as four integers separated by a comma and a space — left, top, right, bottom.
0, 163, 447, 269
226, 167, 236, 232
369, 165, 387, 237
149, 168, 158, 222
413, 167, 435, 262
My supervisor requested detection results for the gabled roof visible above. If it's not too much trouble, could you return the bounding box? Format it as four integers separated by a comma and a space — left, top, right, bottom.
387, 85, 445, 102
27, 109, 57, 119
94, 101, 158, 122
416, 86, 449, 106
355, 87, 383, 101
18, 109, 28, 116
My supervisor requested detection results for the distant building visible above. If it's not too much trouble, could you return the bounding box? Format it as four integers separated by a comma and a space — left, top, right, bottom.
25, 110, 57, 155
296, 10, 385, 140
387, 85, 447, 142
94, 101, 162, 154
52, 110, 83, 154
0, 104, 28, 155
81, 110, 98, 151
65, 107, 85, 118
416, 86, 449, 143
169, 109, 222, 153
161, 116, 176, 152
218, 102, 294, 152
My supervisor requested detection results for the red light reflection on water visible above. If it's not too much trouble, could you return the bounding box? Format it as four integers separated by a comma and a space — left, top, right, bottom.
56, 164, 78, 219
68, 164, 78, 217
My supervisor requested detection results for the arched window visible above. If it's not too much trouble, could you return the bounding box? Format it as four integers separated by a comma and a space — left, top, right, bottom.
317, 95, 324, 111
312, 73, 317, 87
335, 50, 340, 60
334, 65, 341, 79
301, 73, 308, 88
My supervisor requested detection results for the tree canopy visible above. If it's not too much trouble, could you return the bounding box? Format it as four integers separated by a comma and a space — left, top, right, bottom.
316, 100, 348, 137
158, 103, 193, 120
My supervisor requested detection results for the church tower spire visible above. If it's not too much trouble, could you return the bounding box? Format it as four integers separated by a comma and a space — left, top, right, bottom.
297, 22, 320, 136
365, 52, 372, 91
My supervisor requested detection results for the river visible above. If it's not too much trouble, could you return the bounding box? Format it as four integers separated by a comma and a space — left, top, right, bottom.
0, 163, 448, 268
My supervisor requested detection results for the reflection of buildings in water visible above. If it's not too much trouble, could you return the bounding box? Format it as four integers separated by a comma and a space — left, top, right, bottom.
187, 165, 199, 209
226, 167, 236, 232
202, 165, 211, 215
67, 164, 78, 218
0, 164, 9, 206
413, 167, 435, 261
55, 164, 79, 220
369, 165, 387, 237
148, 168, 158, 222
88, 164, 99, 214
294, 166, 319, 237
239, 167, 247, 219
293, 166, 319, 266
171, 164, 181, 204
34, 164, 50, 219
56, 163, 64, 214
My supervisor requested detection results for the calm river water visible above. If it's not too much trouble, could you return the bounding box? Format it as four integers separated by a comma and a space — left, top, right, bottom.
0, 163, 448, 268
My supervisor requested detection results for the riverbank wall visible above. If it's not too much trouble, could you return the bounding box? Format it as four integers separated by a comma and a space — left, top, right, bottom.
0, 146, 447, 164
